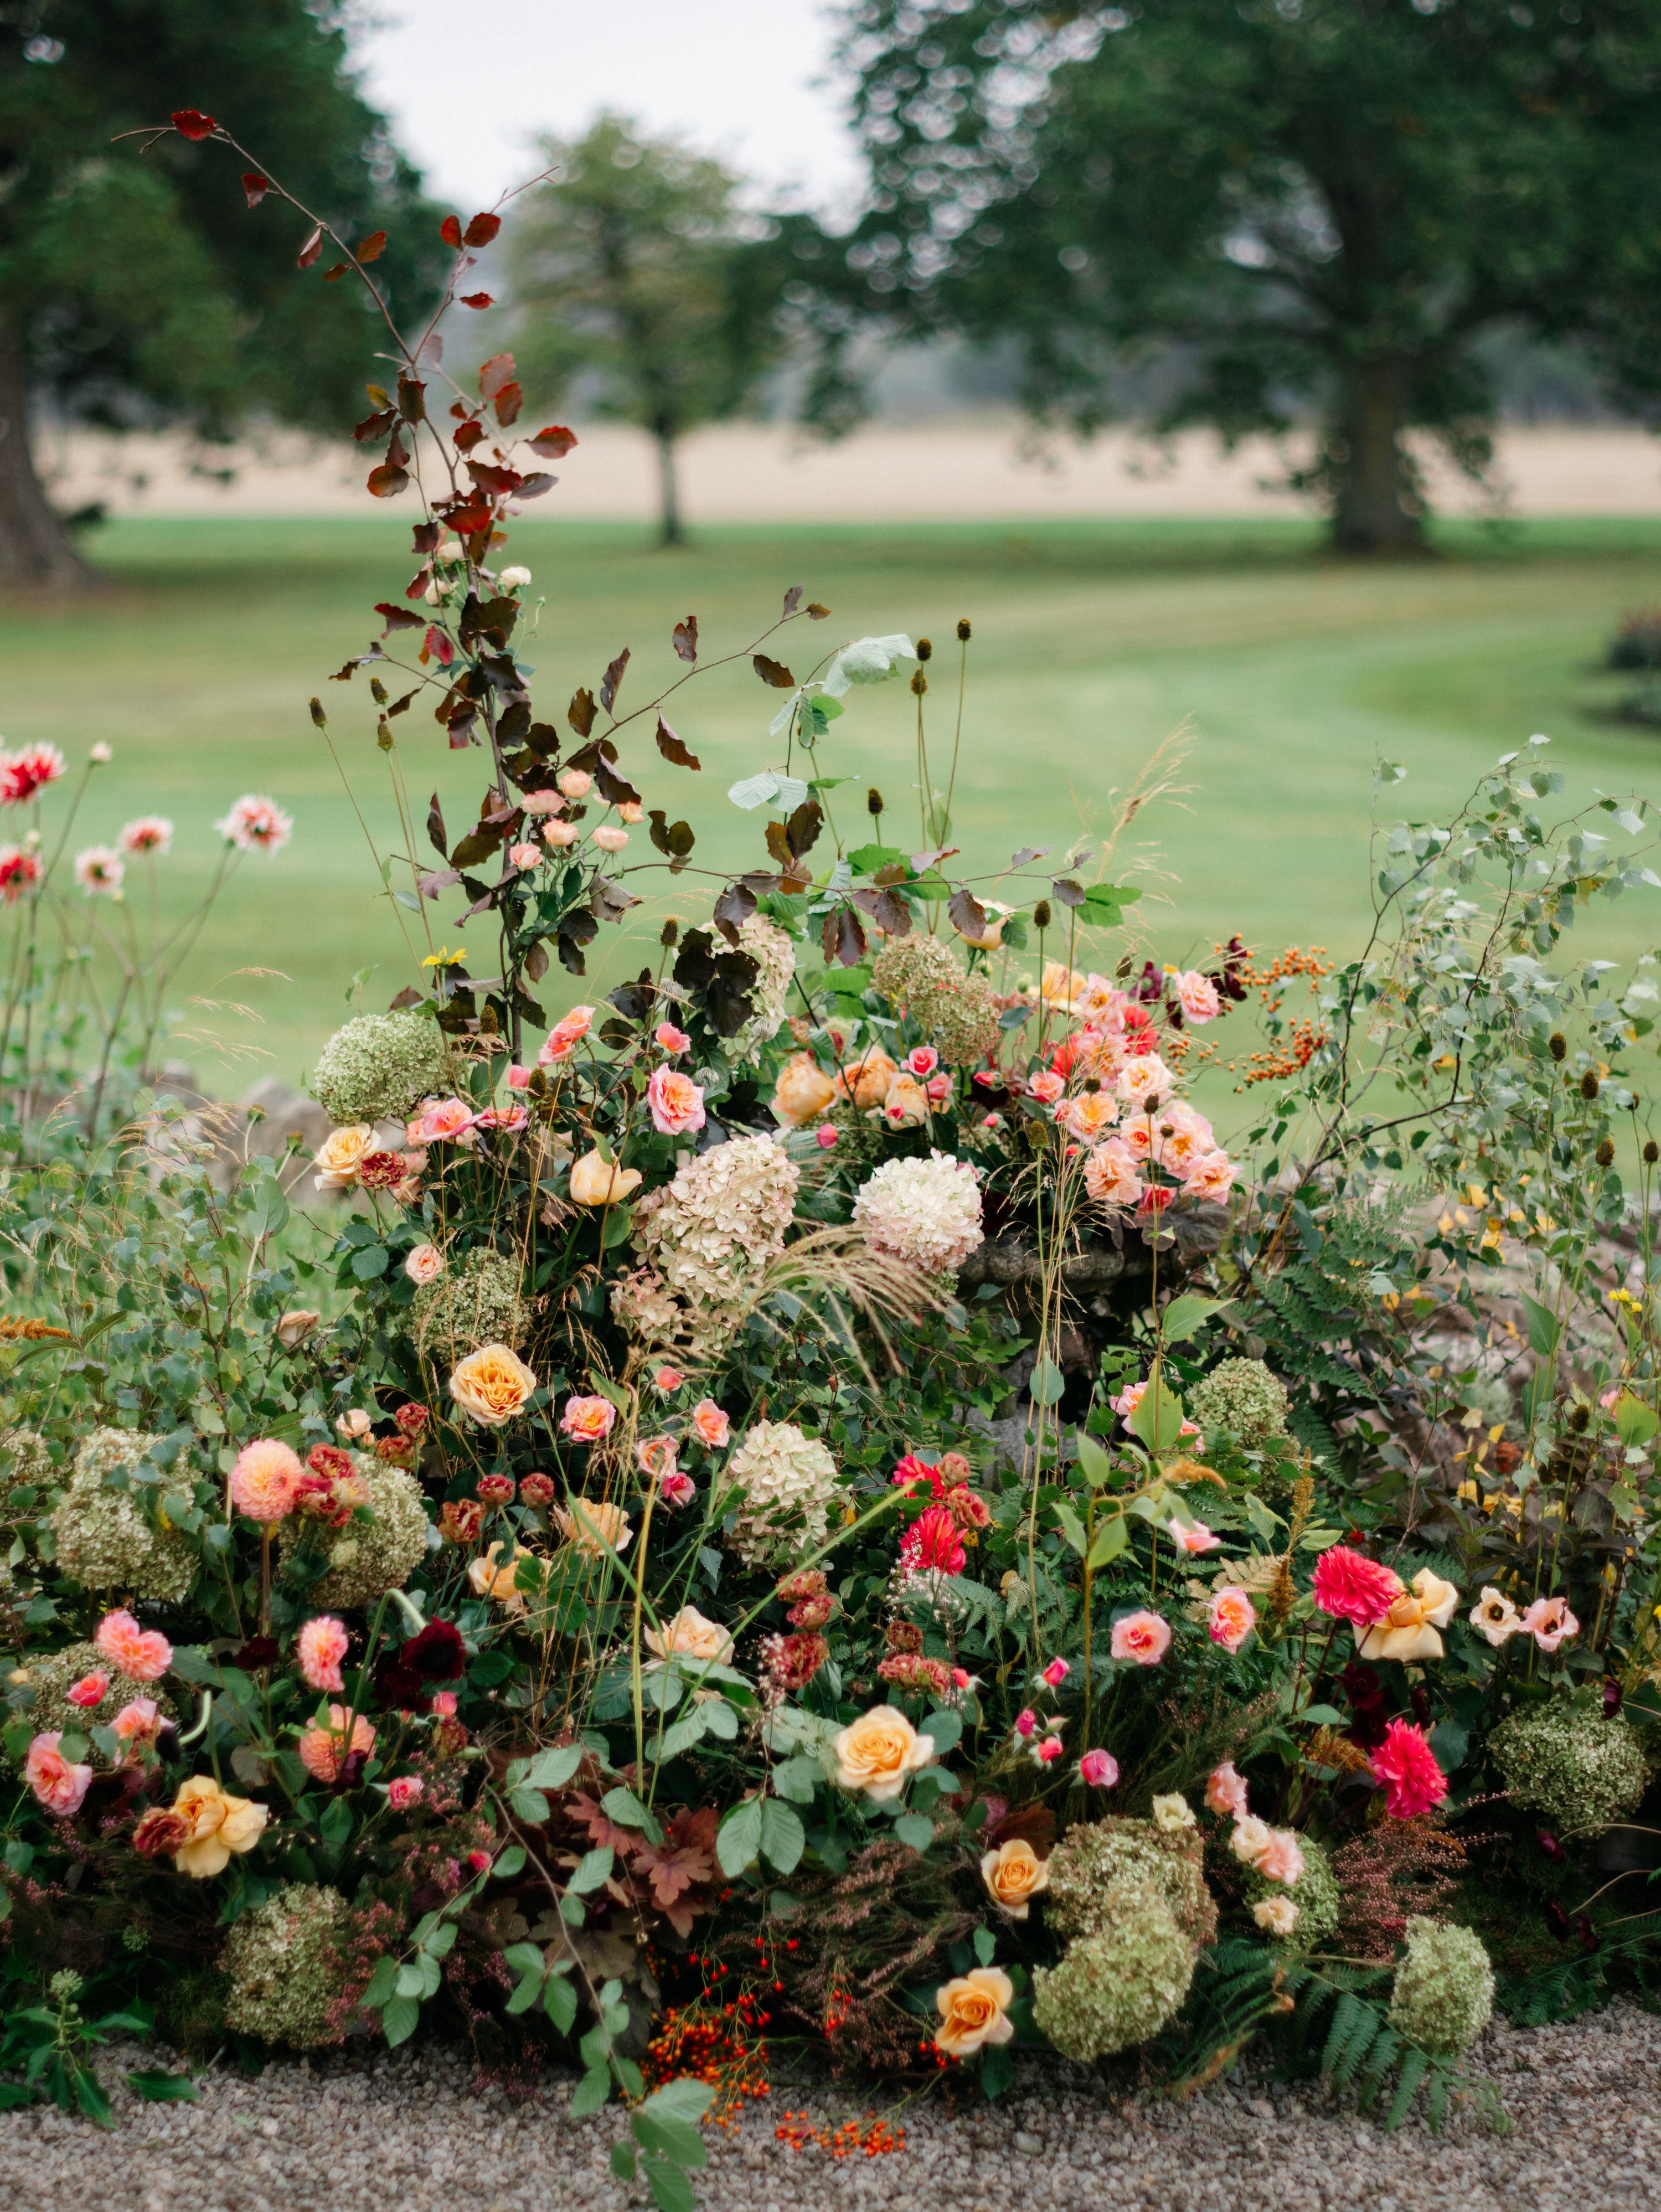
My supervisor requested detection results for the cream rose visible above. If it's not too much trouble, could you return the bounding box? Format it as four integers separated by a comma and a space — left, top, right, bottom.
832, 1704, 935, 1804
1151, 1792, 1196, 1832
979, 1837, 1049, 1921
171, 1775, 269, 1879
448, 1343, 538, 1426
644, 1605, 734, 1666
569, 1148, 644, 1206
551, 1497, 634, 1558
1254, 1895, 1300, 1937
468, 1538, 536, 1609
275, 1309, 321, 1348
935, 1966, 1015, 2058
312, 1123, 376, 1192
1356, 1567, 1461, 1663
771, 1052, 837, 1128
405, 1242, 443, 1286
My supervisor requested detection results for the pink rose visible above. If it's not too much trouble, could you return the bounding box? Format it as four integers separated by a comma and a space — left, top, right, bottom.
690, 1399, 730, 1450
1040, 1657, 1071, 1688
474, 1102, 529, 1132
560, 1394, 617, 1444
653, 1365, 685, 1393
1079, 1748, 1119, 1788
1027, 1070, 1066, 1105
1174, 970, 1221, 1023
815, 1123, 838, 1148
925, 1075, 951, 1105
25, 1732, 91, 1817
430, 1692, 458, 1718
539, 1006, 594, 1065
1110, 1610, 1172, 1666
94, 1610, 173, 1683
907, 1046, 939, 1078
112, 1699, 161, 1751
1205, 1761, 1250, 1819
646, 1064, 706, 1137
1183, 1149, 1238, 1203
413, 1096, 477, 1144
508, 842, 540, 870
1256, 1828, 1305, 1886
1169, 1516, 1222, 1554
1208, 1586, 1257, 1654
661, 1471, 698, 1508
405, 1242, 443, 1286
1014, 1708, 1038, 1739
66, 1670, 110, 1709
656, 1022, 690, 1052
556, 767, 591, 799
388, 1776, 425, 1812
505, 1063, 533, 1090
1037, 1735, 1065, 1763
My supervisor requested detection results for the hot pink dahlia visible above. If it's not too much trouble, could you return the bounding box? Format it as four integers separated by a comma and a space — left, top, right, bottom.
1370, 1718, 1448, 1821
1311, 1545, 1402, 1629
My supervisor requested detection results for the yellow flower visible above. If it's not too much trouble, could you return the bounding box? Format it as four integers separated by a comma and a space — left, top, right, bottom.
311, 1124, 376, 1193
569, 1148, 644, 1206
422, 945, 466, 968
832, 1705, 935, 1803
171, 1775, 269, 1879
934, 1967, 1015, 2058
448, 1343, 538, 1426
468, 1539, 535, 1610
1151, 1792, 1196, 1832
979, 1837, 1049, 1920
1355, 1568, 1461, 1663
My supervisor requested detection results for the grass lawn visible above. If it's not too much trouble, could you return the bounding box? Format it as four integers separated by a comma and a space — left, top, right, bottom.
6, 511, 1661, 1122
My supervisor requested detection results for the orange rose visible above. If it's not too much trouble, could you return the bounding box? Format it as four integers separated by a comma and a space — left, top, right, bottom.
833, 1048, 897, 1111
551, 1497, 633, 1557
771, 1052, 837, 1128
831, 1704, 935, 1803
979, 1837, 1050, 1920
881, 1073, 929, 1127
935, 1966, 1015, 2058
169, 1775, 269, 1878
448, 1343, 538, 1427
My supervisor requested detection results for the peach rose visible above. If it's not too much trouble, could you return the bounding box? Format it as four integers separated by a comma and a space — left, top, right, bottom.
1183, 1150, 1239, 1203
1230, 1814, 1273, 1866
979, 1837, 1050, 1920
1256, 1828, 1306, 1886
312, 1123, 376, 1192
469, 1538, 535, 1608
1061, 1091, 1120, 1143
449, 1343, 538, 1426
1039, 962, 1086, 1011
644, 1605, 734, 1666
771, 1052, 837, 1128
559, 1393, 617, 1443
551, 1497, 633, 1557
934, 1966, 1015, 2058
171, 1774, 269, 1877
1254, 1895, 1299, 1937
25, 1732, 91, 1817
405, 1242, 443, 1286
832, 1705, 935, 1803
276, 1309, 321, 1348
690, 1399, 731, 1450
646, 1065, 706, 1137
297, 1705, 376, 1785
834, 1047, 898, 1111
1110, 1608, 1172, 1666
1084, 1136, 1144, 1209
881, 1073, 930, 1128
1205, 1761, 1249, 1819
591, 824, 629, 854
1208, 1585, 1257, 1654
568, 1148, 643, 1205
410, 1096, 478, 1146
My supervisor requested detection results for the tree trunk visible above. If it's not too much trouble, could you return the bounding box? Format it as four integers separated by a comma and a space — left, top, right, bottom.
654, 425, 683, 549
0, 320, 100, 590
1328, 357, 1426, 556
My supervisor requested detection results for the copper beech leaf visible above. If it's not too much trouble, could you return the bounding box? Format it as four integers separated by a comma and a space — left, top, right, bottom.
752, 653, 795, 689
672, 616, 698, 663
656, 715, 700, 771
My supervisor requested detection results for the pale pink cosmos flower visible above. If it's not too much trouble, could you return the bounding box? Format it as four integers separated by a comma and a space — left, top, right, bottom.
908, 1045, 940, 1078
556, 767, 592, 799
1110, 1610, 1172, 1666
66, 1670, 110, 1709
1174, 970, 1221, 1023
1028, 1070, 1066, 1106
216, 793, 292, 853
690, 1399, 730, 1450
388, 1776, 425, 1811
560, 1394, 617, 1443
120, 815, 173, 856
405, 1242, 443, 1286
297, 1615, 350, 1694
646, 1064, 706, 1137
74, 844, 124, 897
95, 1610, 173, 1683
1256, 1829, 1306, 1886
25, 1732, 91, 1816
656, 1022, 690, 1053
508, 842, 541, 870
1520, 1594, 1579, 1652
1205, 1761, 1250, 1819
1040, 1657, 1071, 1688
1079, 1748, 1119, 1788
1169, 1516, 1222, 1554
1208, 1586, 1257, 1654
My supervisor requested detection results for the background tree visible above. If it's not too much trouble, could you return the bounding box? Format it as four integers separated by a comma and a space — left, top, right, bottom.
0, 0, 440, 587
505, 115, 792, 548
828, 0, 1661, 554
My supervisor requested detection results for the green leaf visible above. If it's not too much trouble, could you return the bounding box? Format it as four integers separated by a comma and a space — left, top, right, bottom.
611, 2143, 638, 2182
361, 1955, 398, 2009
71, 2065, 113, 2128
921, 1708, 962, 1757
771, 1754, 822, 1805
633, 2109, 708, 2168
1029, 1357, 1065, 1406
600, 1784, 662, 1843
643, 2153, 699, 2212
1242, 1492, 1286, 1543
510, 1785, 551, 1824
569, 2065, 612, 2118
1614, 1391, 1660, 1448
519, 1744, 583, 1791
759, 1798, 804, 1875
973, 1926, 997, 1966
543, 1971, 577, 2034
656, 1706, 710, 1761
505, 1969, 545, 2017
643, 2077, 715, 2127
716, 1795, 765, 1877
980, 2041, 1015, 2098
350, 1244, 390, 1281
1074, 1430, 1115, 1488
1519, 1292, 1560, 1359
126, 2070, 201, 2103
381, 1993, 420, 2048
1128, 1368, 1188, 1452
1050, 1496, 1089, 1555
1159, 1292, 1231, 1343
894, 1812, 935, 1852
568, 1845, 614, 1895
1086, 1513, 1129, 1571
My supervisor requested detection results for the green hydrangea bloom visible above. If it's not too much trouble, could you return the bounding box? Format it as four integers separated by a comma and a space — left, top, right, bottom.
0, 1427, 54, 1486
281, 1461, 430, 1610
18, 1641, 177, 1770
312, 1010, 449, 1125
870, 932, 999, 1068
1046, 1815, 1218, 1952
411, 1248, 526, 1361
46, 1427, 197, 1602
1488, 1699, 1649, 1838
726, 915, 796, 1066
1032, 1899, 1196, 2060
222, 1884, 353, 2049
1387, 1917, 1495, 2057
1188, 1359, 1291, 1451
1243, 1834, 1340, 1948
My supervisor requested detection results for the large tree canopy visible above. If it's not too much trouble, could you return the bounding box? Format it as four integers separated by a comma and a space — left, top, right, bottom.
505, 115, 796, 546
830, 0, 1661, 551
0, 0, 442, 585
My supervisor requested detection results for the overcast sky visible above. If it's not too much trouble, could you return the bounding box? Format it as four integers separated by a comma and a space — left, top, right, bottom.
354, 0, 865, 218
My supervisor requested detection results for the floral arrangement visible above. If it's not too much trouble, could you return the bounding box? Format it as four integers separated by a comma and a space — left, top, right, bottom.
3, 109, 1661, 2169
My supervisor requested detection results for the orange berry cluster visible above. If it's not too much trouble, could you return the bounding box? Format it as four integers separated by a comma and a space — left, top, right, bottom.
642, 1985, 771, 2132
1224, 942, 1334, 1009
1231, 1018, 1330, 1089
775, 2111, 906, 2160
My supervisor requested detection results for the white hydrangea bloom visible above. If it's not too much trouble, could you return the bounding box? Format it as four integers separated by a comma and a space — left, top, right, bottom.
852, 1149, 984, 1275
726, 916, 796, 1066
610, 1133, 799, 1358
723, 1420, 837, 1566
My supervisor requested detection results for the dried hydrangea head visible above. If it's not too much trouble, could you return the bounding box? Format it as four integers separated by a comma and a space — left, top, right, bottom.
312, 1009, 450, 1125
1187, 1357, 1291, 1451
1387, 1916, 1495, 2057
1487, 1699, 1649, 1838
870, 931, 999, 1068
222, 1883, 354, 2049
611, 1132, 799, 1360
411, 1247, 527, 1360
722, 1419, 838, 1568
1045, 1814, 1218, 1953
1031, 1905, 1196, 2061
724, 914, 796, 1065
46, 1427, 196, 1602
852, 1150, 984, 1277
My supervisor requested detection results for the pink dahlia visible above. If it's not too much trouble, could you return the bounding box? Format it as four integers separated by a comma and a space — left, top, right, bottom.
1311, 1546, 1402, 1629
900, 1505, 967, 1577
230, 1437, 303, 1523
94, 1610, 173, 1682
297, 1615, 349, 1694
1370, 1718, 1448, 1821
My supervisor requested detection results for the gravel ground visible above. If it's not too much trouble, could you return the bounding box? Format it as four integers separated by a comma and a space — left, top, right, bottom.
3, 2004, 1660, 2212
